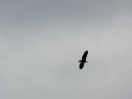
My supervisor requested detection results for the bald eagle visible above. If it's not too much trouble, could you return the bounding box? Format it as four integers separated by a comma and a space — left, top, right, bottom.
78, 50, 88, 69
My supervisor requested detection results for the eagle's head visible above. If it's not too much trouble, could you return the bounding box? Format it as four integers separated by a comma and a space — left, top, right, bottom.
78, 60, 88, 63
78, 60, 82, 63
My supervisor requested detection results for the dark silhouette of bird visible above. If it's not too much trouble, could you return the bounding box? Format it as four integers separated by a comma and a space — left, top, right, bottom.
78, 50, 88, 69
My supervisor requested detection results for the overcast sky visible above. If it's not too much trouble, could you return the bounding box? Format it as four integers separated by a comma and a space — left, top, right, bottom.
1, 0, 132, 99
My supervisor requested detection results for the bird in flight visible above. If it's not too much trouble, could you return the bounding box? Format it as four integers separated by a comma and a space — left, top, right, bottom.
78, 50, 88, 69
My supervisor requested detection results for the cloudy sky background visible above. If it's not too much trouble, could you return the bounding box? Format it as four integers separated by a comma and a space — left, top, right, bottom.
1, 0, 132, 99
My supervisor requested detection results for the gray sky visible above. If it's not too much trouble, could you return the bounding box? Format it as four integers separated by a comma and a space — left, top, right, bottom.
1, 0, 132, 99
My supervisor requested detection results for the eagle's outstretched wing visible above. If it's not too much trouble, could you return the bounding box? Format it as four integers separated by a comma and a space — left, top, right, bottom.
82, 50, 88, 61
79, 61, 84, 69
